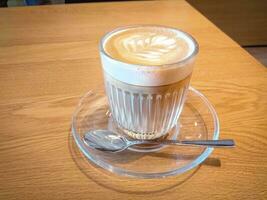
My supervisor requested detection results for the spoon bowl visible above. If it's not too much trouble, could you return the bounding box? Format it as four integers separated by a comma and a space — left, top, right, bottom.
83, 130, 129, 152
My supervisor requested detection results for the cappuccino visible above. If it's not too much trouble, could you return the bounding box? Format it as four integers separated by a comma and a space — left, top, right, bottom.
100, 26, 198, 139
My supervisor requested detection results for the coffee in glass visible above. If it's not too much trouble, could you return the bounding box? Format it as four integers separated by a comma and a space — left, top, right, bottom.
100, 25, 198, 139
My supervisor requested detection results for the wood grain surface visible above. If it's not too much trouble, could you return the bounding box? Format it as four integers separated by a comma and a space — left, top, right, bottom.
0, 1, 267, 200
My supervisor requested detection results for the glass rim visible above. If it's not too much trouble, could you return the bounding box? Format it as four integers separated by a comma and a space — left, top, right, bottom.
99, 24, 199, 68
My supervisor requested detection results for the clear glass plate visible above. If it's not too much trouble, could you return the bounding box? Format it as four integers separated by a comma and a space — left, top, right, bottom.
71, 87, 219, 178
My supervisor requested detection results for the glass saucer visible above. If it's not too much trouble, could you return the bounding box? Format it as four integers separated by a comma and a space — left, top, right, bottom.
71, 87, 219, 178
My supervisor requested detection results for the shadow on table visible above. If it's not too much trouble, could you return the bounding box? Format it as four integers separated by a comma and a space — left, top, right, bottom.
68, 131, 221, 194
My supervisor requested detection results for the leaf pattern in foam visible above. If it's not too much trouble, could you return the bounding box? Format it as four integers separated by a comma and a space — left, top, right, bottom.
121, 33, 177, 60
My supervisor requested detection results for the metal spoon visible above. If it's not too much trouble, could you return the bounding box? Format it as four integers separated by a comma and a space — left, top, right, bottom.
83, 130, 235, 152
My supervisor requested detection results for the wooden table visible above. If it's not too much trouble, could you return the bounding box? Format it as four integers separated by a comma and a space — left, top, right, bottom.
0, 1, 266, 199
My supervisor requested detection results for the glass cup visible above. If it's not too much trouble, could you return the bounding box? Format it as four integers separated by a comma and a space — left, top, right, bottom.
99, 25, 199, 140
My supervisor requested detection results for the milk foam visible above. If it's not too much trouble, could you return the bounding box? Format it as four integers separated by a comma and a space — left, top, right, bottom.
104, 27, 191, 65
100, 26, 198, 86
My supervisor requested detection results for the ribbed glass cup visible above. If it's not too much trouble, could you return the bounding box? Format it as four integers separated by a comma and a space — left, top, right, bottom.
99, 25, 199, 140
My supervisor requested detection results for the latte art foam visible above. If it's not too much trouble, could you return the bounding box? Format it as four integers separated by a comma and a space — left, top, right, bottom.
100, 26, 198, 86
104, 27, 191, 65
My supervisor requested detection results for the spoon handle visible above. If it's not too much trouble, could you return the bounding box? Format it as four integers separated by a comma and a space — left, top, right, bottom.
160, 139, 235, 147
